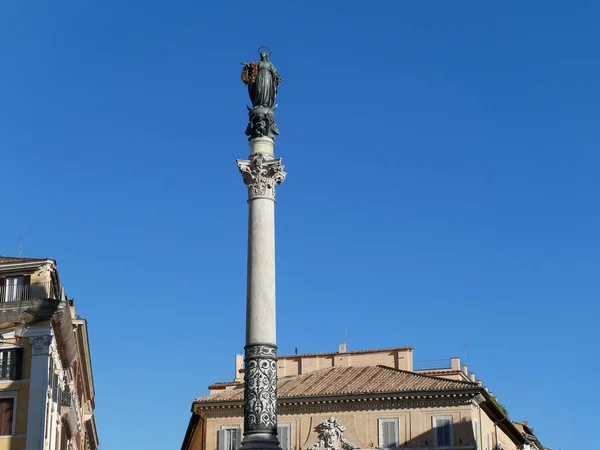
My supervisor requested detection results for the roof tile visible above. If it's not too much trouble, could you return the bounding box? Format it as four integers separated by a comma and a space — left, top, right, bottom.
195, 365, 477, 403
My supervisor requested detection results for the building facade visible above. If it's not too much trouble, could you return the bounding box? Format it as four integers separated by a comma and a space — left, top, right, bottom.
182, 347, 546, 450
0, 256, 98, 450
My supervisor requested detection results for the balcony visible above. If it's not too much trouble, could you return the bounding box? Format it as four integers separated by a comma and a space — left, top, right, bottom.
61, 387, 80, 439
0, 282, 58, 303
0, 281, 63, 324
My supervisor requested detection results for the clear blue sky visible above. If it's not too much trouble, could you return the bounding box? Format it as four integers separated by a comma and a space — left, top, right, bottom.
1, 1, 597, 449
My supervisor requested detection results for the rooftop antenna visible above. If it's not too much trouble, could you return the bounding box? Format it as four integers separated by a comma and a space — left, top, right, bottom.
344, 324, 348, 349
19, 236, 22, 257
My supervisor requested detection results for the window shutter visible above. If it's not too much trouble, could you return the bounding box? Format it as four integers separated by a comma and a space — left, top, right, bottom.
60, 426, 69, 450
278, 425, 289, 450
0, 351, 8, 380
380, 420, 397, 448
435, 417, 452, 445
0, 399, 13, 436
436, 418, 451, 446
14, 348, 23, 380
52, 372, 59, 402
435, 423, 444, 446
48, 358, 54, 383
389, 421, 398, 447
383, 421, 391, 447
234, 428, 242, 450
218, 430, 227, 450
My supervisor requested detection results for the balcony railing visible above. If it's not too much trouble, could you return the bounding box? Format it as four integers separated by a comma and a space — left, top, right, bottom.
413, 359, 452, 371
61, 387, 73, 408
61, 387, 80, 438
0, 282, 58, 303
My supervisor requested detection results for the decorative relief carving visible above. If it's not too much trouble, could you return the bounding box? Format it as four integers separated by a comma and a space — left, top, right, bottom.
30, 335, 52, 355
310, 417, 356, 450
244, 344, 278, 432
237, 153, 286, 200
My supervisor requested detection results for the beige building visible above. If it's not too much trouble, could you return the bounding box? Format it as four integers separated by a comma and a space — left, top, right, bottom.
0, 255, 98, 450
182, 346, 546, 450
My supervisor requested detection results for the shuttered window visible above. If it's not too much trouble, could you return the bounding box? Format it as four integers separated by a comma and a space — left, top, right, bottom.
433, 416, 453, 447
218, 427, 242, 450
60, 426, 69, 450
278, 423, 291, 450
0, 349, 23, 380
52, 371, 59, 403
378, 418, 399, 448
0, 398, 14, 436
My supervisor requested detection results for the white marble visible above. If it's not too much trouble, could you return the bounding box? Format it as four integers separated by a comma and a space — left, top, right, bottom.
245, 196, 276, 345
249, 137, 274, 156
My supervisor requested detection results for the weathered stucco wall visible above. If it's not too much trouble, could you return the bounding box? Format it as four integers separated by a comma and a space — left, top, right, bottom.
202, 405, 476, 450
474, 404, 518, 450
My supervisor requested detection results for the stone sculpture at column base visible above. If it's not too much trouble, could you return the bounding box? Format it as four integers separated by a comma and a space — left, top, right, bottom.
241, 343, 280, 450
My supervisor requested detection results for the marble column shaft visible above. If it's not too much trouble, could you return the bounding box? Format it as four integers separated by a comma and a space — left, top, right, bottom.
237, 137, 286, 450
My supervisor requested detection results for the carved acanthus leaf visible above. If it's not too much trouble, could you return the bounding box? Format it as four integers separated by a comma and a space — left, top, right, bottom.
237, 153, 286, 199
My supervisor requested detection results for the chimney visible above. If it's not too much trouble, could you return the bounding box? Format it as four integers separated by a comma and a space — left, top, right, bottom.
523, 421, 528, 426
450, 357, 461, 370
338, 342, 347, 353
469, 372, 476, 382
234, 354, 244, 382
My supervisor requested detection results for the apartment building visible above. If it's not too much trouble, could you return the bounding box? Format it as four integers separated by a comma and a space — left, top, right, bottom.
0, 255, 98, 450
182, 346, 546, 450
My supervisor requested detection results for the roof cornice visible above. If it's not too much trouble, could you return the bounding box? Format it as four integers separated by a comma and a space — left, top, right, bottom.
0, 259, 56, 273
480, 390, 526, 445
194, 387, 482, 412
74, 320, 96, 401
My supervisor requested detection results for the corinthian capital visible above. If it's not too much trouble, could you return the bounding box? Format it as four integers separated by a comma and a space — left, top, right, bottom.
237, 153, 286, 200
30, 335, 52, 356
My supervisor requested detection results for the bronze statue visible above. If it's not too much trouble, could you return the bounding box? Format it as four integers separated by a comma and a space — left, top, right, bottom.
241, 47, 282, 140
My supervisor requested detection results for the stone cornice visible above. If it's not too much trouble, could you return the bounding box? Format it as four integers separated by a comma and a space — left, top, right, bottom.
194, 389, 480, 415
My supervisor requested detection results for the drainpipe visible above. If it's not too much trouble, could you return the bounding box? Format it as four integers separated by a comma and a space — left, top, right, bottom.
478, 405, 483, 450
493, 416, 509, 450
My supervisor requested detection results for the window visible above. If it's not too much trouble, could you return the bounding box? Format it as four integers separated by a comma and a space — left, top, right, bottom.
4, 277, 23, 302
378, 418, 399, 448
278, 423, 291, 450
218, 427, 241, 450
432, 415, 453, 447
0, 349, 23, 380
0, 398, 14, 436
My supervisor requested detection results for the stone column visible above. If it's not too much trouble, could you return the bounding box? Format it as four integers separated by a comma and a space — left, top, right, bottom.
237, 136, 286, 450
26, 333, 53, 450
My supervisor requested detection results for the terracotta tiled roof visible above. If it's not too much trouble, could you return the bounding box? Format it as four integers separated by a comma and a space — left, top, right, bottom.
0, 255, 51, 264
195, 365, 478, 403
